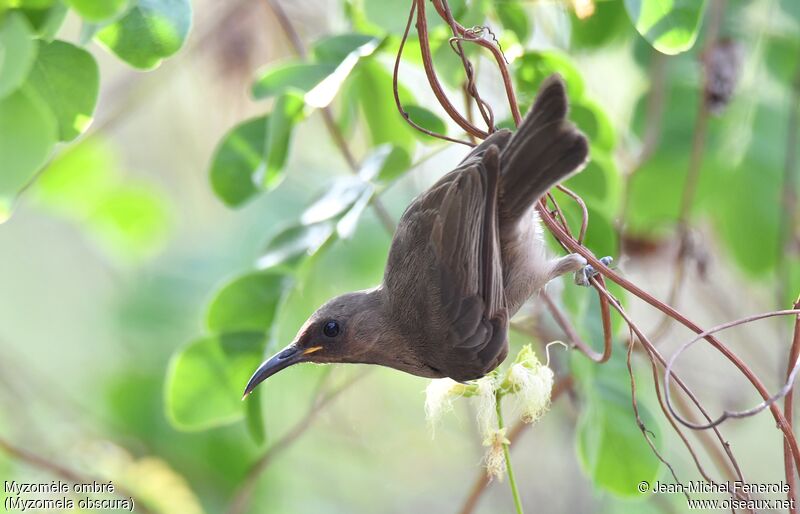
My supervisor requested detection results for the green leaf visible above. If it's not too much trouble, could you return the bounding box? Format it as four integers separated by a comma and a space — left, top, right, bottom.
0, 88, 57, 221
0, 12, 37, 98
244, 388, 265, 445
563, 149, 621, 214
515, 51, 586, 110
34, 137, 118, 214
575, 353, 662, 497
252, 62, 336, 100
165, 332, 264, 431
20, 2, 67, 39
352, 59, 415, 152
25, 39, 99, 141
252, 35, 379, 107
570, 0, 631, 49
404, 104, 447, 141
258, 92, 304, 190
358, 144, 412, 183
3, 0, 55, 8
304, 35, 380, 109
494, 1, 530, 42
624, 0, 707, 55
206, 270, 291, 334
66, 0, 129, 22
301, 177, 372, 225
95, 0, 192, 70
209, 116, 266, 207
311, 33, 380, 64
571, 97, 616, 153
86, 184, 170, 262
258, 221, 336, 270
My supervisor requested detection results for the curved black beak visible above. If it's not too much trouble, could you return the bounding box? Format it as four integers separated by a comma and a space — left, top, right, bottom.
242, 344, 321, 399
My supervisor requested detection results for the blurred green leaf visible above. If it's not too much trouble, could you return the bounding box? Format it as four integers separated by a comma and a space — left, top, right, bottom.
564, 149, 621, 214
764, 35, 800, 84
494, 1, 529, 43
20, 1, 67, 39
576, 371, 662, 496
571, 97, 616, 153
34, 137, 118, 214
245, 388, 265, 445
166, 332, 264, 431
258, 221, 336, 270
66, 0, 129, 22
305, 35, 380, 109
253, 35, 379, 108
708, 158, 779, 277
25, 39, 99, 141
302, 177, 372, 225
209, 116, 266, 207
259, 92, 304, 190
0, 88, 57, 221
3, 0, 55, 8
352, 59, 415, 152
404, 104, 447, 141
570, 0, 631, 49
358, 144, 412, 183
206, 270, 291, 334
252, 62, 336, 100
95, 0, 191, 70
311, 33, 380, 65
0, 12, 36, 98
515, 51, 586, 109
623, 0, 707, 55
86, 184, 170, 262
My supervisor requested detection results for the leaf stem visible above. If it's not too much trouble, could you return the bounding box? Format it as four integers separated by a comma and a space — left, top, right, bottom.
495, 391, 524, 514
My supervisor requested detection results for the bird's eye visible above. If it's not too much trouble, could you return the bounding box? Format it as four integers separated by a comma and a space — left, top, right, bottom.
322, 320, 340, 338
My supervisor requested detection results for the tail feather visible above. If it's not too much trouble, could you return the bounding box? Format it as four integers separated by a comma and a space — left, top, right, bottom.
499, 75, 589, 223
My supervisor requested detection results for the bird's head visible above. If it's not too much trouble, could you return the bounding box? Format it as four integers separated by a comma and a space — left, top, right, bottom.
242, 288, 384, 397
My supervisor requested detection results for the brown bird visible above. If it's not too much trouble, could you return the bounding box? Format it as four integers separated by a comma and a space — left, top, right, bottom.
244, 75, 589, 395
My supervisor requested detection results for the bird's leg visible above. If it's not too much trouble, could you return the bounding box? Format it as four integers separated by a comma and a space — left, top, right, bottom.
546, 253, 587, 281
575, 256, 614, 287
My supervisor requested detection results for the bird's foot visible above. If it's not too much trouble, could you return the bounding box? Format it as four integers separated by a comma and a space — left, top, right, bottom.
575, 256, 614, 287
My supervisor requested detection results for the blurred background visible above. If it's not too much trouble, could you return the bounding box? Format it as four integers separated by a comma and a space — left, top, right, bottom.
1, 0, 799, 512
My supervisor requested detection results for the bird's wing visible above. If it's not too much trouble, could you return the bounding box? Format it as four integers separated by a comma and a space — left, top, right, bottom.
385, 145, 508, 381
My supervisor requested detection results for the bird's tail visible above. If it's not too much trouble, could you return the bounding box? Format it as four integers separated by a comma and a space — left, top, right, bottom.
499, 75, 589, 224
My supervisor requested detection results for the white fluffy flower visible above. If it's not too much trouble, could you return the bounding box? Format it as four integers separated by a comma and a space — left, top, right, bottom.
424, 378, 464, 427
508, 362, 554, 423
482, 428, 510, 481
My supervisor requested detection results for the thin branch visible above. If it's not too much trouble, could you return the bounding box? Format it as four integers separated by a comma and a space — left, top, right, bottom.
414, 0, 489, 140
626, 329, 689, 503
785, 303, 800, 512
226, 370, 368, 514
664, 310, 800, 430
392, 0, 474, 146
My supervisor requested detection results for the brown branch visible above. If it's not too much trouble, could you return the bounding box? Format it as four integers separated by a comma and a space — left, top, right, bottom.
430, 0, 522, 126
226, 371, 367, 514
663, 309, 800, 430
785, 303, 800, 512
457, 377, 572, 514
414, 0, 488, 140
392, 0, 474, 146
625, 330, 689, 502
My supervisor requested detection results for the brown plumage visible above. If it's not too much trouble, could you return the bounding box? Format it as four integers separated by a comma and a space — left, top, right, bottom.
244, 74, 589, 394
